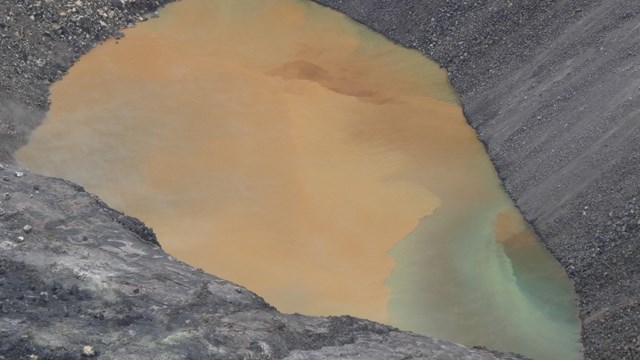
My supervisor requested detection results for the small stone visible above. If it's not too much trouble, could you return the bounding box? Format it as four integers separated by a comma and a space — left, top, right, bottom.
23, 225, 33, 234
15, 171, 24, 177
83, 345, 95, 357
4, 193, 10, 200
17, 236, 25, 243
29, 355, 38, 360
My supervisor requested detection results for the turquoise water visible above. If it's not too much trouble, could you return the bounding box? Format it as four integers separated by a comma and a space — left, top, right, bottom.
388, 201, 581, 359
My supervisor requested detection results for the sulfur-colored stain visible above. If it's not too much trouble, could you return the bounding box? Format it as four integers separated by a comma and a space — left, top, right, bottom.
16, 0, 582, 359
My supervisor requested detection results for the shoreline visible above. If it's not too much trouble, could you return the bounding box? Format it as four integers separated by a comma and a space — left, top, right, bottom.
0, 0, 176, 163
1, 0, 638, 358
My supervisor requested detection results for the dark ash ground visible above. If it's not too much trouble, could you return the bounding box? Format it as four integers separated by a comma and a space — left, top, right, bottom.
1, 0, 639, 359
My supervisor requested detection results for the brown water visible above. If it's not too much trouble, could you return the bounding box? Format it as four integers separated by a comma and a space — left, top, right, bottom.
16, 0, 582, 359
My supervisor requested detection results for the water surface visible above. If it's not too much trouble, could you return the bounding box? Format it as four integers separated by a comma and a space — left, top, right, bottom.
16, 1, 581, 359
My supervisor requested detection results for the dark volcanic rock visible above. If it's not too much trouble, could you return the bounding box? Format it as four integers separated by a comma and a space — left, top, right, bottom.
0, 164, 520, 359
312, 1, 640, 359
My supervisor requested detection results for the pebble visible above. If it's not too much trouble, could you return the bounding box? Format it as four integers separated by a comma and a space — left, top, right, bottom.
23, 225, 33, 234
83, 345, 95, 357
15, 171, 24, 177
17, 236, 25, 243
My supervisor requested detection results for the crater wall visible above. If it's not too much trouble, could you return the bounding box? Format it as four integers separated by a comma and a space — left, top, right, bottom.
1, 0, 638, 358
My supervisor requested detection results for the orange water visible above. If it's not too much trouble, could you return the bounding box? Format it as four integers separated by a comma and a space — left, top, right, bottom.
16, 1, 581, 358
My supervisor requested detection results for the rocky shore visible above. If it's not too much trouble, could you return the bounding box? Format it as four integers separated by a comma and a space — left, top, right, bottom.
0, 0, 174, 163
313, 1, 640, 359
0, 0, 638, 359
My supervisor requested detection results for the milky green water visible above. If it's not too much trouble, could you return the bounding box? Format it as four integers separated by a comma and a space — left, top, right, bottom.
16, 0, 582, 358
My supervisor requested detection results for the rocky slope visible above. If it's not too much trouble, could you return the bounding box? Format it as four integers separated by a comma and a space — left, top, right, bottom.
313, 1, 640, 359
